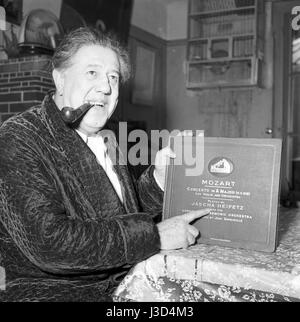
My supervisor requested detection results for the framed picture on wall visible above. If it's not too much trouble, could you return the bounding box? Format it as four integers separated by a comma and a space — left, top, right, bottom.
131, 42, 156, 106
0, 0, 22, 25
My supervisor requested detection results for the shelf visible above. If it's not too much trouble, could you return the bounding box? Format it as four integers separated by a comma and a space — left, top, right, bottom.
188, 35, 255, 61
188, 56, 254, 64
189, 0, 256, 14
186, 80, 256, 89
188, 33, 254, 42
189, 6, 255, 17
186, 57, 258, 89
186, 0, 263, 89
189, 13, 255, 38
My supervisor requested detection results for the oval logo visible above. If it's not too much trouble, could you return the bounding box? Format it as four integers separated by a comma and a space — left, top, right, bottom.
208, 157, 234, 177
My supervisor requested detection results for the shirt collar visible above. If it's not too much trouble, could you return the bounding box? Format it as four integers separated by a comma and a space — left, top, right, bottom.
75, 129, 107, 152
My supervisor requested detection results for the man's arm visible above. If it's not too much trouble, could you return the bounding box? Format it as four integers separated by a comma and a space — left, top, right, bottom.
136, 146, 176, 218
0, 133, 160, 275
136, 166, 164, 219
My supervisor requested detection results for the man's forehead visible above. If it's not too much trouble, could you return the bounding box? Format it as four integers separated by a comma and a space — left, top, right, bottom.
72, 45, 120, 69
86, 63, 119, 71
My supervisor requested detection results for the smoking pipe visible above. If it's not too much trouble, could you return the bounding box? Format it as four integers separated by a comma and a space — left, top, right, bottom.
60, 103, 93, 124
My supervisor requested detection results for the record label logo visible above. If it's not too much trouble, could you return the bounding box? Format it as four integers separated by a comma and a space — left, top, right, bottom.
208, 157, 234, 177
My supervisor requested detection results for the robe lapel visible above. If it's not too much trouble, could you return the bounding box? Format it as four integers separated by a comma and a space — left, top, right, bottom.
104, 133, 140, 214
41, 94, 128, 218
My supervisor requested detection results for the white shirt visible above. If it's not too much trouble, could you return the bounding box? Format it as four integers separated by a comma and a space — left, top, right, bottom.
153, 170, 164, 191
76, 130, 123, 203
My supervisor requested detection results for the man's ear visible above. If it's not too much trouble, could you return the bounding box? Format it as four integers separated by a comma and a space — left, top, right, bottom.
52, 69, 64, 96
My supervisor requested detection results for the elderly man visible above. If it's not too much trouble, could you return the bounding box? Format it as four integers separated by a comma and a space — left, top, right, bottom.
0, 27, 208, 302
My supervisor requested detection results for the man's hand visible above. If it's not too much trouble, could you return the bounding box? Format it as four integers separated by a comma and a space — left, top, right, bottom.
157, 208, 211, 250
154, 131, 194, 190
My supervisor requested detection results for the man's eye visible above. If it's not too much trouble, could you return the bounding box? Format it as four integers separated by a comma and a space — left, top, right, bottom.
87, 71, 97, 77
109, 74, 119, 84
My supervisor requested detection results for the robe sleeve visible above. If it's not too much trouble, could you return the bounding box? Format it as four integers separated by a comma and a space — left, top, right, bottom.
136, 166, 164, 222
0, 131, 160, 275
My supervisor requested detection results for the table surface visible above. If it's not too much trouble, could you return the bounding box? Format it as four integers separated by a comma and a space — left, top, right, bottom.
114, 207, 300, 301
161, 206, 300, 275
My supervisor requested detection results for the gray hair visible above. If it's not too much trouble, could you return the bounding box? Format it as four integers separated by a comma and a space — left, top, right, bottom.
52, 27, 131, 83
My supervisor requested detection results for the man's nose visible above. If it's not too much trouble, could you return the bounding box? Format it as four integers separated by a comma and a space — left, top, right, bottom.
95, 76, 111, 94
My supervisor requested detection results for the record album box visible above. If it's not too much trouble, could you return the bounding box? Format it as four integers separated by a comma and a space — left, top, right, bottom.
163, 136, 282, 252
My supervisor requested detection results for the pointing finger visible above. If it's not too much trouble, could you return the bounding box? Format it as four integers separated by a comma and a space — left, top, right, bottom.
182, 208, 211, 223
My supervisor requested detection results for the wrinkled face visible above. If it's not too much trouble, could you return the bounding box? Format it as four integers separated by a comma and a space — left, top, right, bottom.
54, 45, 120, 135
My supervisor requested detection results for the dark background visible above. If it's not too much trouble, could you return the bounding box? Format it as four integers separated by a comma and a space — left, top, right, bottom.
62, 0, 134, 43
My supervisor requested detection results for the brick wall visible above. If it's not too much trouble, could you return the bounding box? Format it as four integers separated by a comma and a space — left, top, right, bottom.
0, 55, 55, 124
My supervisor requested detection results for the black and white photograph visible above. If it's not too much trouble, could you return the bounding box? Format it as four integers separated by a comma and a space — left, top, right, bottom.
0, 0, 299, 308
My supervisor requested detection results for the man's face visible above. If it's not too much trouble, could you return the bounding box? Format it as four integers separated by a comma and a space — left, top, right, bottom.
55, 45, 120, 134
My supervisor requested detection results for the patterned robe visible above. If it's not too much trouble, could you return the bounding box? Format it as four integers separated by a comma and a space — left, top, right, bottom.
0, 94, 163, 302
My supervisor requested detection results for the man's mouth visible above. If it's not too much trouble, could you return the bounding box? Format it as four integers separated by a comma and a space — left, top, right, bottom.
85, 101, 106, 108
